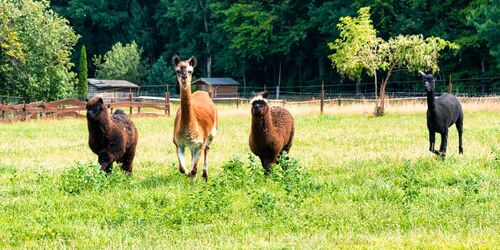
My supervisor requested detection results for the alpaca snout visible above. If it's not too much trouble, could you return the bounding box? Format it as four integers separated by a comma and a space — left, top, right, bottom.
86, 111, 94, 119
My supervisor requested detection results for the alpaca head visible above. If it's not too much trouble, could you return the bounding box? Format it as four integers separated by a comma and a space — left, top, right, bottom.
172, 55, 197, 89
419, 71, 436, 92
86, 96, 107, 121
250, 91, 269, 117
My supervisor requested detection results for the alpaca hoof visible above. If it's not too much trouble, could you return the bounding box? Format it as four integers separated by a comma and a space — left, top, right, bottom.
202, 170, 208, 181
459, 147, 463, 154
439, 152, 446, 160
188, 170, 197, 179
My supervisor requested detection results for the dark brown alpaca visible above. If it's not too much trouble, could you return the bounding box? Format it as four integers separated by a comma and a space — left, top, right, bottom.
86, 97, 138, 173
249, 91, 294, 171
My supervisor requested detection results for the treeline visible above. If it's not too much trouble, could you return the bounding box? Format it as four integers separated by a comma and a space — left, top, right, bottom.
1, 0, 498, 101
51, 0, 498, 88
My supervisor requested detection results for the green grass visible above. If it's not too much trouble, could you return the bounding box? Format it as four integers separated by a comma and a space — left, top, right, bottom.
0, 111, 499, 248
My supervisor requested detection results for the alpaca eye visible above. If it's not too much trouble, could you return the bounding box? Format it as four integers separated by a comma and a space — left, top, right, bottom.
188, 70, 192, 74
175, 69, 180, 73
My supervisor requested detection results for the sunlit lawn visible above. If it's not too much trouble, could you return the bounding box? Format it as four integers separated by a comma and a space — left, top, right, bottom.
0, 103, 498, 248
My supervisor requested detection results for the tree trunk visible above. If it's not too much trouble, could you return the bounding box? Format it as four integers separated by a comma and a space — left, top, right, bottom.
200, 0, 211, 78
277, 62, 281, 99
318, 56, 325, 80
242, 66, 246, 96
376, 65, 395, 116
356, 79, 360, 96
207, 57, 212, 78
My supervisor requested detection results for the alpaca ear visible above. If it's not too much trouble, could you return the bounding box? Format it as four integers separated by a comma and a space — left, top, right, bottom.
172, 55, 180, 67
251, 91, 256, 96
97, 97, 104, 105
189, 56, 197, 68
261, 91, 269, 99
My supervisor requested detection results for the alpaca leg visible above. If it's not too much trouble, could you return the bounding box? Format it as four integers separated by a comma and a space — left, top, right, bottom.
283, 126, 295, 154
176, 146, 188, 175
189, 145, 203, 179
439, 132, 448, 159
202, 146, 210, 181
429, 131, 439, 155
456, 117, 464, 154
261, 158, 273, 175
119, 150, 134, 174
98, 150, 115, 174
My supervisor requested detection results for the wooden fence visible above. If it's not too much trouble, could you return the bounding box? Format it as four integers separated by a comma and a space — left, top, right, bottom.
1, 92, 499, 122
0, 93, 171, 123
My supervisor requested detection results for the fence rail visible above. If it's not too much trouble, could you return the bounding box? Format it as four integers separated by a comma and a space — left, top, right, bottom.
0, 95, 171, 123
1, 93, 499, 123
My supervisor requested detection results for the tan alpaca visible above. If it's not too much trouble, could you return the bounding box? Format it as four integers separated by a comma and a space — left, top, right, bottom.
172, 55, 218, 180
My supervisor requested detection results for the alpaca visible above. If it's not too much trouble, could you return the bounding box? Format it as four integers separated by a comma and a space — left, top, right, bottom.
249, 91, 294, 171
86, 97, 138, 173
172, 55, 218, 180
420, 71, 463, 159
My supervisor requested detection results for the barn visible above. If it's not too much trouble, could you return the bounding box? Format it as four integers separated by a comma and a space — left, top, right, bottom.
87, 78, 139, 103
192, 78, 239, 98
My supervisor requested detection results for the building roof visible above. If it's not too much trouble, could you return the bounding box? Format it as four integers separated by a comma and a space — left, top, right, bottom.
88, 78, 140, 89
193, 77, 239, 86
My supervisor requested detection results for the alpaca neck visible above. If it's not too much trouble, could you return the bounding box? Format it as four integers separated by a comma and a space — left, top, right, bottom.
426, 90, 436, 117
252, 111, 274, 137
179, 84, 194, 125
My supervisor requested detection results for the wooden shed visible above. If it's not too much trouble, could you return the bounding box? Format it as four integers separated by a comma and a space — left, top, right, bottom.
88, 78, 139, 103
192, 78, 239, 98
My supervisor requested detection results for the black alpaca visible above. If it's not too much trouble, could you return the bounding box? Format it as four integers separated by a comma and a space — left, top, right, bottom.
420, 71, 463, 159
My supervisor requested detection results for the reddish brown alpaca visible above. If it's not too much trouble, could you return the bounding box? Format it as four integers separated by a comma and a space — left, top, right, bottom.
249, 91, 294, 172
172, 55, 218, 180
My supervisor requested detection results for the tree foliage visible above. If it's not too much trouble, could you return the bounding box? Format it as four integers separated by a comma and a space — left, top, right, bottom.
328, 7, 380, 80
93, 41, 146, 84
143, 56, 176, 94
77, 45, 88, 100
0, 0, 78, 102
40, 0, 500, 98
469, 0, 500, 69
329, 8, 458, 115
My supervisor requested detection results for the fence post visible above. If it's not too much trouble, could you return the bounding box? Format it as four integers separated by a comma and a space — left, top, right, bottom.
448, 74, 452, 94
41, 101, 46, 119
320, 81, 325, 114
165, 91, 170, 116
236, 94, 240, 108
22, 101, 27, 121
1, 101, 5, 119
137, 97, 141, 114
110, 99, 114, 114
129, 93, 133, 115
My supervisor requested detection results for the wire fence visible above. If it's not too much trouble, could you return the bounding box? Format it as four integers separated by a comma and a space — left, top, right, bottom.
136, 76, 500, 100
1, 76, 498, 104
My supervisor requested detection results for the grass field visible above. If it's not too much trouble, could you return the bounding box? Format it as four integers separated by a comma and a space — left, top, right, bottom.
0, 103, 499, 248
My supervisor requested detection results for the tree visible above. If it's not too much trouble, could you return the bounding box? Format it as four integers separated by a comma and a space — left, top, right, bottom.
328, 7, 381, 98
376, 35, 458, 115
77, 45, 88, 100
0, 0, 78, 102
93, 41, 146, 84
329, 8, 458, 116
469, 0, 500, 70
144, 56, 176, 95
